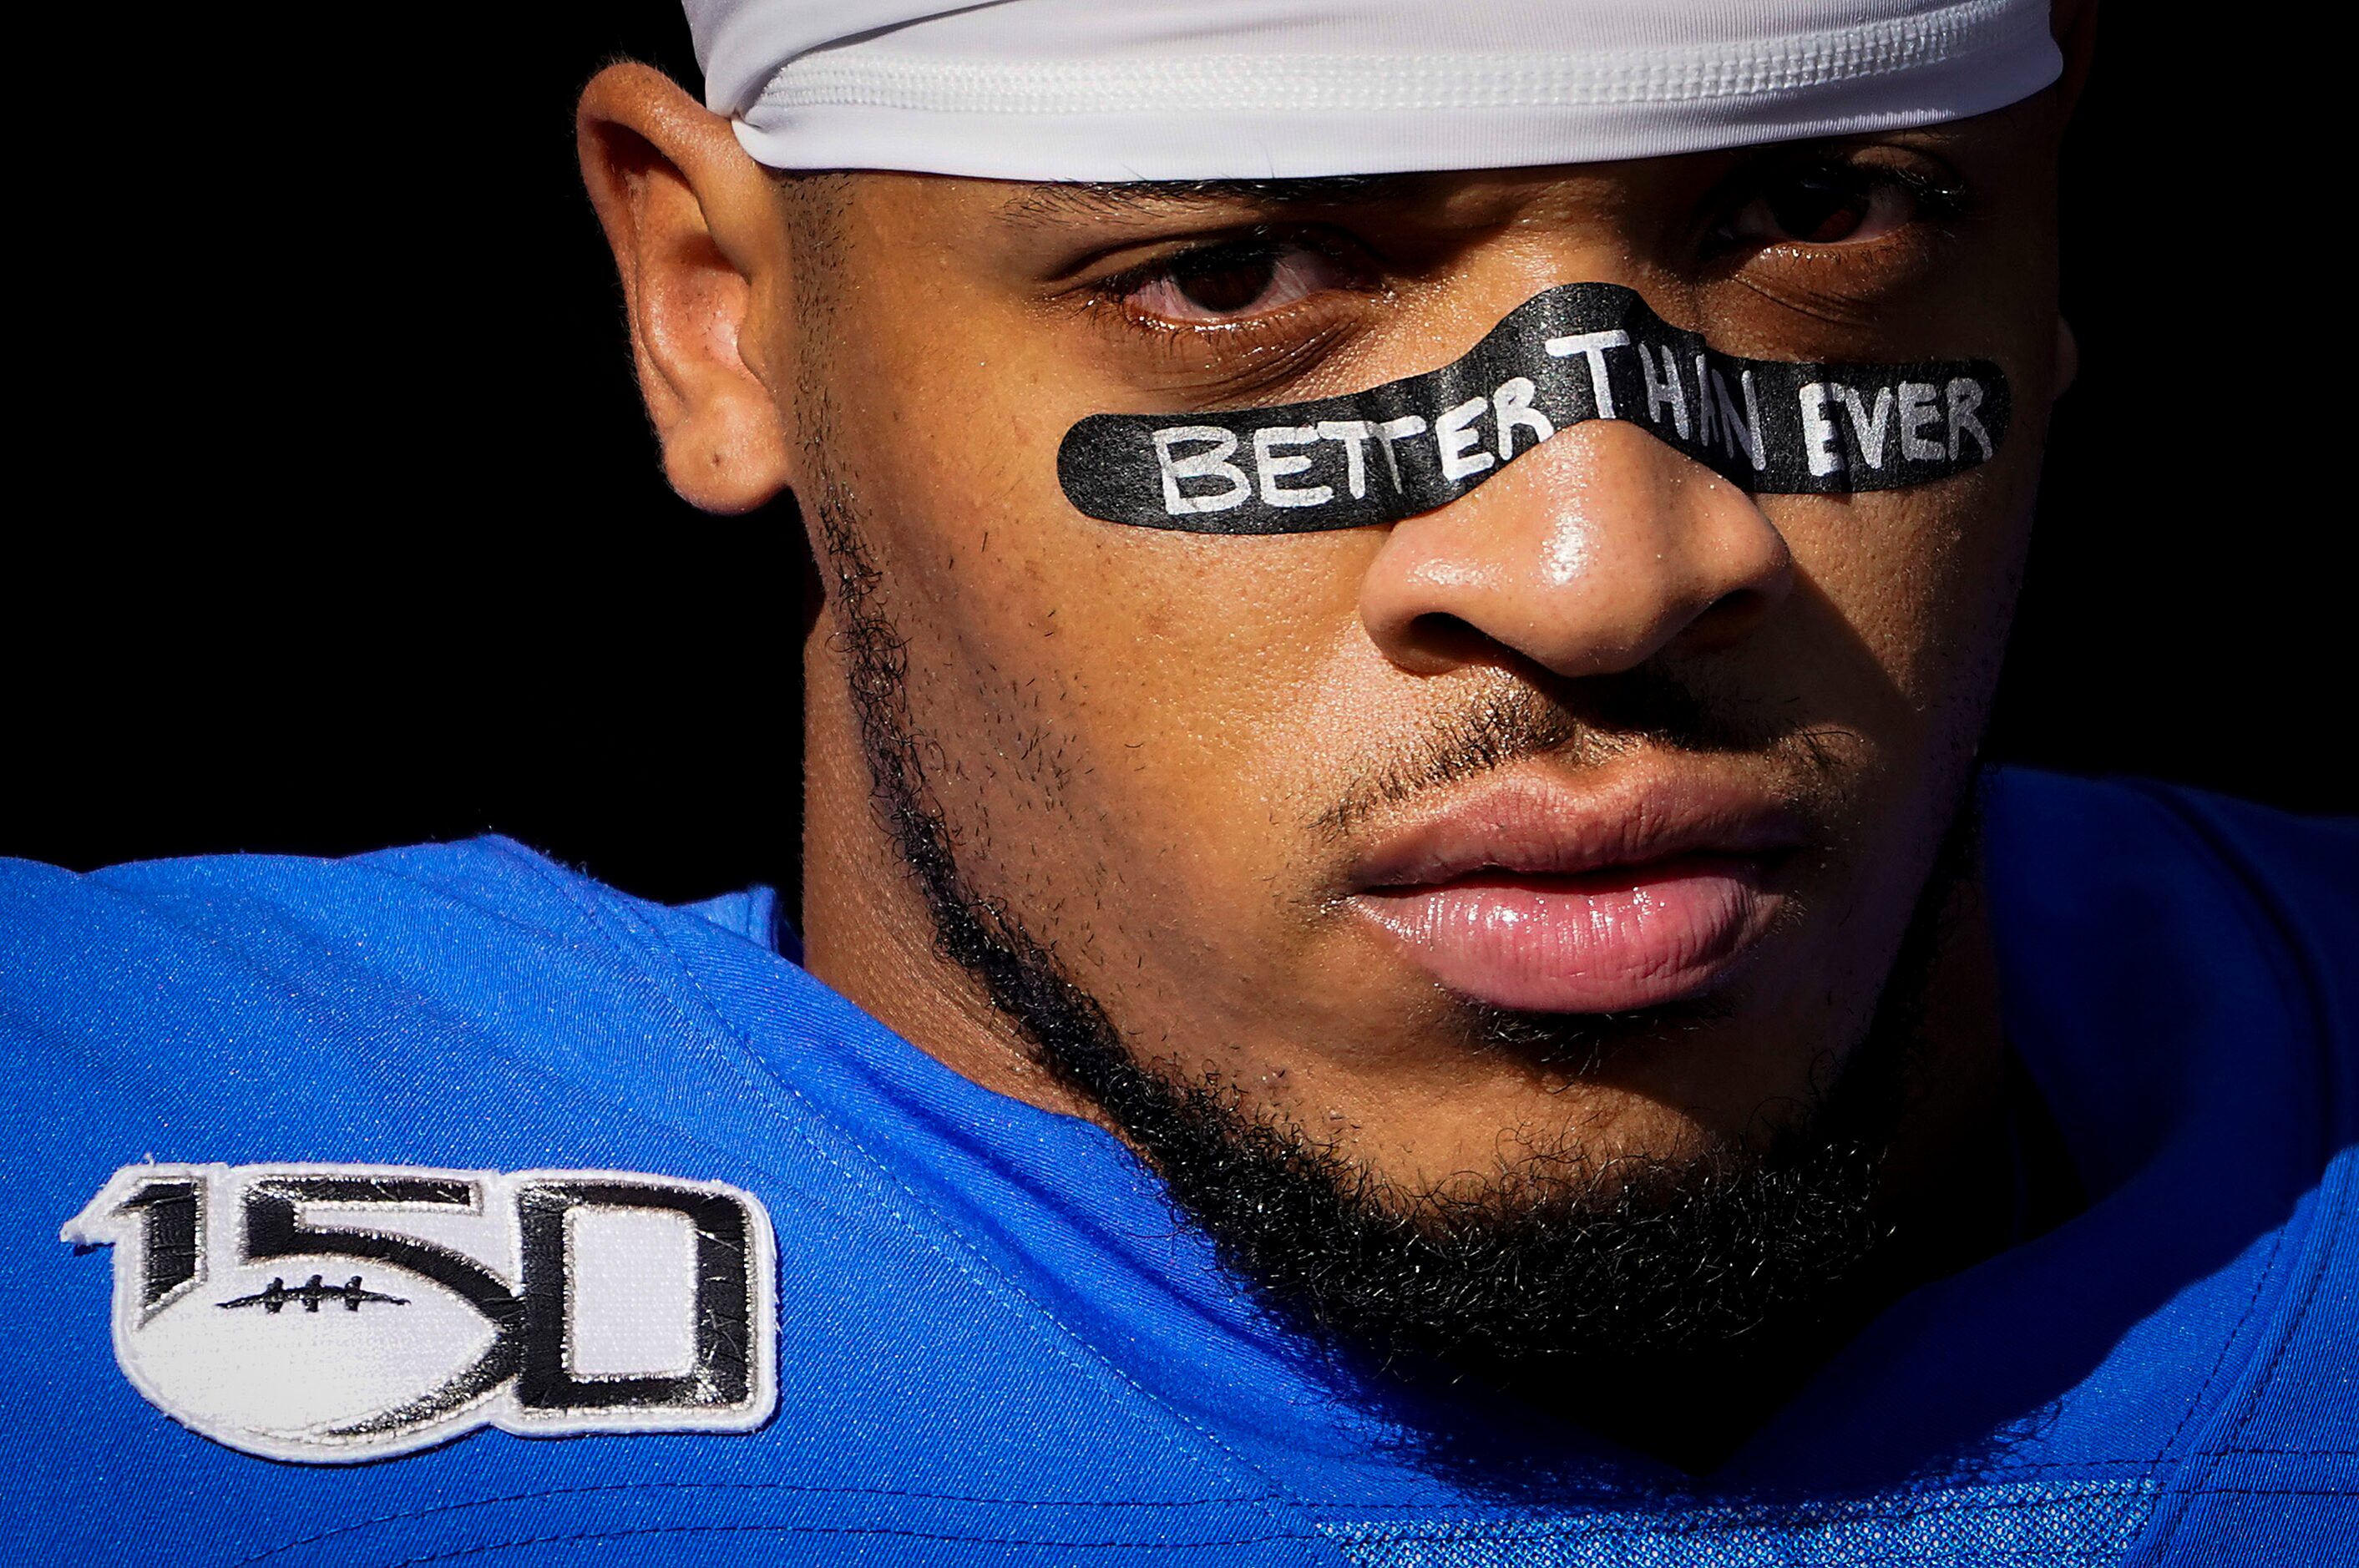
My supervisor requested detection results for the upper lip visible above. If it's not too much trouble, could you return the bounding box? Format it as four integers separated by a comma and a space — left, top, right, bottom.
1344, 766, 1808, 892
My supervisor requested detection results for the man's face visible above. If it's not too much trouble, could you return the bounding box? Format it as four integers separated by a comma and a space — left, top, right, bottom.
781, 96, 2064, 1203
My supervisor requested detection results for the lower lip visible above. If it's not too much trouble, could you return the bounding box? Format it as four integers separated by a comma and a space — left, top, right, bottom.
1353, 856, 1784, 1014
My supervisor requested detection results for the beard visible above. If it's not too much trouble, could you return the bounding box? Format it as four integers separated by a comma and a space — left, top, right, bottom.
805, 483, 1974, 1428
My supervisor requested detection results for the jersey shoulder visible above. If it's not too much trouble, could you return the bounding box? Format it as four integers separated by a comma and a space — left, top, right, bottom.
1977, 772, 2359, 1557
0, 846, 1317, 1564
1987, 769, 2359, 1151
0, 838, 716, 1163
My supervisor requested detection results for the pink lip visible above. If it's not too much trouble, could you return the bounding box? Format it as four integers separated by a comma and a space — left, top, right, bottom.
1347, 774, 1801, 1014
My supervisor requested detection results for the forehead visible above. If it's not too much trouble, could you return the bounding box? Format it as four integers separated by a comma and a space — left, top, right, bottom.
823, 108, 2049, 261
1002, 174, 1461, 224
985, 169, 1655, 252
896, 163, 1692, 242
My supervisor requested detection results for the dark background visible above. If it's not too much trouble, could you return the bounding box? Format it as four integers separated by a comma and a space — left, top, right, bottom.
12, 9, 2344, 904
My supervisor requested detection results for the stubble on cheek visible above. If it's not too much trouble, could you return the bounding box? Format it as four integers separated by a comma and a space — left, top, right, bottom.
802, 440, 1248, 1017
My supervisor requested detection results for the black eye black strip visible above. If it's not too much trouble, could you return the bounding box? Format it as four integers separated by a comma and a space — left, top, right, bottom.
1057, 282, 2010, 534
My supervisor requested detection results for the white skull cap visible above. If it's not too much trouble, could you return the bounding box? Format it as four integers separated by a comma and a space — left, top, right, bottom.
682, 0, 2063, 181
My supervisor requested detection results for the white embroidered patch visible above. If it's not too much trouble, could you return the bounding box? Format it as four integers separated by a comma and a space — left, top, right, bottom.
62, 1163, 778, 1464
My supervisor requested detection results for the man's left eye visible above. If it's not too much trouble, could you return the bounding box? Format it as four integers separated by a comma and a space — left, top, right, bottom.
1121, 240, 1355, 325
1719, 168, 1923, 248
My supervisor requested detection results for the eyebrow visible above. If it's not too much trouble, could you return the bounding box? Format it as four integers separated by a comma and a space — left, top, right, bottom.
1000, 174, 1428, 228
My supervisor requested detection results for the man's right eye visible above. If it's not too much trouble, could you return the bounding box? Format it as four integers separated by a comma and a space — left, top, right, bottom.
1117, 239, 1358, 326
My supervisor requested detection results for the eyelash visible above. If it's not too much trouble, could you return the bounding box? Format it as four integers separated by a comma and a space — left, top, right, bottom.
1076, 230, 1379, 380
1086, 231, 1369, 317
1070, 153, 1968, 367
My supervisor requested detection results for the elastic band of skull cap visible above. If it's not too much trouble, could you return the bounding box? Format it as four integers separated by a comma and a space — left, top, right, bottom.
684, 0, 2063, 181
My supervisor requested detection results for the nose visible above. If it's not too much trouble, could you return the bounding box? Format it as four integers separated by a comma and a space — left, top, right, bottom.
1357, 419, 1794, 678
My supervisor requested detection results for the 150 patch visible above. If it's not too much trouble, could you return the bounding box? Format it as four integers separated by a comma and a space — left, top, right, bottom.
62, 1162, 778, 1463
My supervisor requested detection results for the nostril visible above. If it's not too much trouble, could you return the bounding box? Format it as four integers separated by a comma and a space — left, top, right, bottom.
1683, 588, 1774, 651
1364, 609, 1505, 676
1404, 612, 1497, 663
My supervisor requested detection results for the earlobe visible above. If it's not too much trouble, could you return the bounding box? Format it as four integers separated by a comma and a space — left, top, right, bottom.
577, 63, 795, 514
2051, 0, 2101, 119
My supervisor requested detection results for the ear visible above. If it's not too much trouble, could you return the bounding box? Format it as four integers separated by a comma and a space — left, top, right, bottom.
2051, 0, 2100, 119
2053, 316, 2078, 399
577, 63, 794, 514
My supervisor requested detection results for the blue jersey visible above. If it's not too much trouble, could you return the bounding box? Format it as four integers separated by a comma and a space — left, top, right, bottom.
3, 771, 2353, 1565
